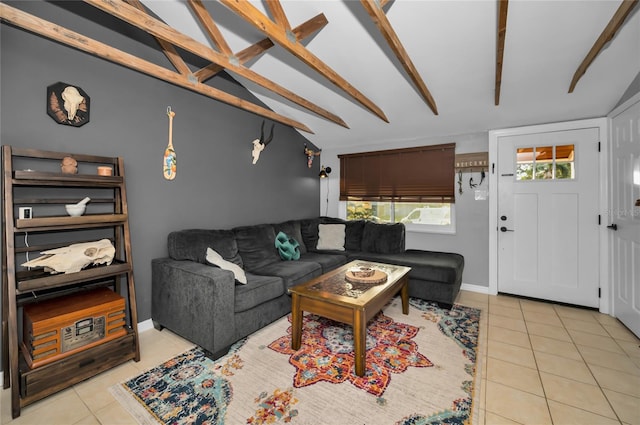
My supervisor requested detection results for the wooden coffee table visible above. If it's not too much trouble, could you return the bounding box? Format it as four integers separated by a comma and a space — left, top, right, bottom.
288, 260, 411, 376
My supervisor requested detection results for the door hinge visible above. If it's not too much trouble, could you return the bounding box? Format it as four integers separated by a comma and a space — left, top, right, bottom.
598, 288, 601, 298
598, 214, 601, 225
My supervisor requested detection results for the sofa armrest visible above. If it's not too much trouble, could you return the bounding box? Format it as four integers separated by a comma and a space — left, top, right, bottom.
151, 258, 236, 355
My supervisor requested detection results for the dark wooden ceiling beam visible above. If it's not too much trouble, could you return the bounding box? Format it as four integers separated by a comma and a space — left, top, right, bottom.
0, 3, 313, 133
495, 0, 508, 105
220, 0, 389, 123
359, 0, 438, 115
569, 0, 639, 93
194, 13, 328, 83
84, 0, 347, 128
124, 0, 192, 76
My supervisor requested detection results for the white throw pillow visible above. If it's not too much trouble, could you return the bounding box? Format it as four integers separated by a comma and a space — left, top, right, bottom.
316, 224, 346, 251
206, 247, 247, 284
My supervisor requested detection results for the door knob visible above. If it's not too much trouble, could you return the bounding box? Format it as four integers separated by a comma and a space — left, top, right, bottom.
607, 223, 618, 231
500, 215, 507, 221
500, 226, 514, 232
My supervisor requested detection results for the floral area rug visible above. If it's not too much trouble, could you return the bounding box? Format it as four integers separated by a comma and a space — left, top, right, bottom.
110, 298, 481, 425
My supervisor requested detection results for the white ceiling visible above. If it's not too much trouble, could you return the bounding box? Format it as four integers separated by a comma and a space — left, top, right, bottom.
141, 0, 640, 151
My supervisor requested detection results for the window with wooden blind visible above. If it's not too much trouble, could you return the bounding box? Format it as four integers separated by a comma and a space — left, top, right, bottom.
338, 143, 456, 202
339, 143, 457, 233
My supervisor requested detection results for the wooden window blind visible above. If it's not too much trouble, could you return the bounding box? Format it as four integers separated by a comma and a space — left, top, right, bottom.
338, 143, 456, 202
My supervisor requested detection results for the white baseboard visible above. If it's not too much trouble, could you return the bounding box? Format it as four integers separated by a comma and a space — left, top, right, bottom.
137, 319, 154, 333
461, 282, 490, 294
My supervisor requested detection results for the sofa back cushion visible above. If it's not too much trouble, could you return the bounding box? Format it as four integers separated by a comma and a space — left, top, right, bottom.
299, 218, 320, 252
168, 229, 243, 267
274, 220, 307, 254
361, 222, 405, 254
320, 217, 365, 251
233, 224, 281, 271
300, 217, 367, 252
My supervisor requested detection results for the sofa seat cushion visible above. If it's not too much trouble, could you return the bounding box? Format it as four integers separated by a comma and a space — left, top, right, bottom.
234, 224, 281, 271
168, 229, 242, 267
253, 260, 322, 289
299, 252, 348, 273
234, 273, 285, 313
346, 250, 463, 284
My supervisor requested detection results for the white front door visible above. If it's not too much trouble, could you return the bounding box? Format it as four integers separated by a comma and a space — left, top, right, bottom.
497, 127, 601, 307
609, 95, 640, 337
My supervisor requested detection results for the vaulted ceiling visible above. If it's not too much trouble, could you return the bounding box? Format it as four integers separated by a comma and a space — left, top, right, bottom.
2, 1, 639, 151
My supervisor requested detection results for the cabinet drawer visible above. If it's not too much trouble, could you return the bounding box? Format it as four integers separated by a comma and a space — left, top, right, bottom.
20, 331, 136, 402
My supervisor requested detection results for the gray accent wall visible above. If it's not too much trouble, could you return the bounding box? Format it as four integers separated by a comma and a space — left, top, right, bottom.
0, 1, 320, 352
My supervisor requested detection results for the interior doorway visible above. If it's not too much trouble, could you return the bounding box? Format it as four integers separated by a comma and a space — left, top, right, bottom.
608, 93, 640, 337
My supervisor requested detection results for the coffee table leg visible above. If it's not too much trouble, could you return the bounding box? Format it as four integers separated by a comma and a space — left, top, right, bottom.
291, 293, 302, 350
354, 309, 366, 376
401, 278, 409, 315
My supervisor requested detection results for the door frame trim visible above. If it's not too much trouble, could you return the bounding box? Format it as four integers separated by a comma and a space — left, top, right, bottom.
606, 91, 640, 320
488, 118, 610, 313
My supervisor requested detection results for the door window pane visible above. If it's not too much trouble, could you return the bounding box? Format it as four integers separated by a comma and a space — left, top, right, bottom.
516, 147, 534, 180
555, 144, 575, 179
516, 144, 575, 181
534, 146, 554, 180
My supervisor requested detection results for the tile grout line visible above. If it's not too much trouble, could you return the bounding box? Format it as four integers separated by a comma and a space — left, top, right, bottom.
518, 300, 556, 425
547, 303, 624, 424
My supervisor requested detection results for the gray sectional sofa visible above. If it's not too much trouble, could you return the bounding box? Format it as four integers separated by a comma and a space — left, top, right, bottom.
151, 217, 464, 358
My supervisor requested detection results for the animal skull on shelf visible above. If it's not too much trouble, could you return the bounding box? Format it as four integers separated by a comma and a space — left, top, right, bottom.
22, 239, 115, 274
251, 120, 274, 164
304, 143, 321, 168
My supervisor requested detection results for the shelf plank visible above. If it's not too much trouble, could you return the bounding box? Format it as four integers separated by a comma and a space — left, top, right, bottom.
13, 171, 122, 186
16, 214, 127, 230
16, 262, 131, 294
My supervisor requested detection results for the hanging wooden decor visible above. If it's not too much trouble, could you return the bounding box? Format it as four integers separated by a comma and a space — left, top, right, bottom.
163, 106, 177, 180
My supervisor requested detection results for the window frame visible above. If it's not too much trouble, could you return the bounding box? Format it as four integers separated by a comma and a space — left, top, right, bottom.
341, 200, 457, 234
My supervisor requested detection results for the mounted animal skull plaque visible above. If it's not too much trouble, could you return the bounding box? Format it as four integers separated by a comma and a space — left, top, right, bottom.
251, 121, 274, 164
304, 143, 321, 168
47, 82, 90, 127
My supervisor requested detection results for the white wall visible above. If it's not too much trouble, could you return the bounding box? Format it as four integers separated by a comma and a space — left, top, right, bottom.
321, 132, 490, 287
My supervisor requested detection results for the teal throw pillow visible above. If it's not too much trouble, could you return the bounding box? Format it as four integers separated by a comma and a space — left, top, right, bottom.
275, 231, 300, 261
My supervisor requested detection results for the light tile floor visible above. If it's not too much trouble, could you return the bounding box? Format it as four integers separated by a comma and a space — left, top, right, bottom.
1, 290, 639, 424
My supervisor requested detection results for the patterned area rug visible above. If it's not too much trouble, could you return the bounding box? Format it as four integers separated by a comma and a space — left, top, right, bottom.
110, 298, 481, 425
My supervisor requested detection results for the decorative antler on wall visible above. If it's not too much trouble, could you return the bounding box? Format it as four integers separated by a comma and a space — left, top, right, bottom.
251, 120, 274, 164
304, 143, 321, 168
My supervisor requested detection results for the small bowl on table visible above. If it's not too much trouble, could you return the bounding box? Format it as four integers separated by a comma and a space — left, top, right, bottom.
65, 204, 86, 217
350, 266, 375, 278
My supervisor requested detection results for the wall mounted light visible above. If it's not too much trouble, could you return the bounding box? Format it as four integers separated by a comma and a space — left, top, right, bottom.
319, 166, 332, 178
